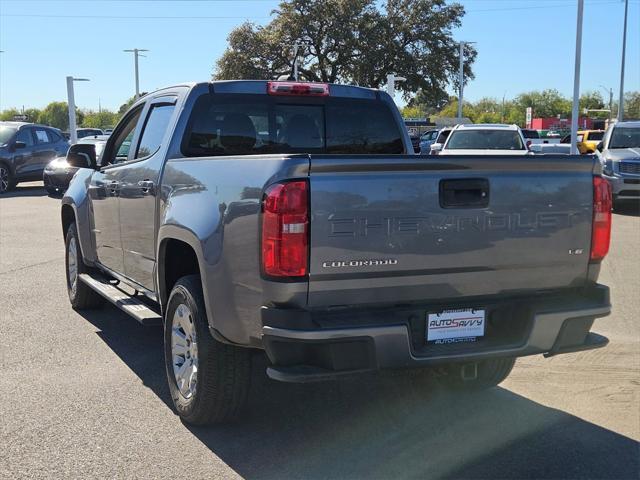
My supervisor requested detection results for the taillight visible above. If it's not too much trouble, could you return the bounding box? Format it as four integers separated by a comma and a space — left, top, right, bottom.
262, 180, 309, 277
590, 176, 612, 262
267, 81, 329, 96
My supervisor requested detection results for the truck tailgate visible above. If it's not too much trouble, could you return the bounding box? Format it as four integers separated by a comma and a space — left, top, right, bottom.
308, 155, 595, 307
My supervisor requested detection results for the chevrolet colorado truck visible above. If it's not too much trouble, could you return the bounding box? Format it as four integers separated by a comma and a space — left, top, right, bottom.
61, 80, 613, 425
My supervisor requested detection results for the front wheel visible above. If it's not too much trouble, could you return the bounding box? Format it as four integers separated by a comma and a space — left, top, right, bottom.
0, 164, 15, 194
164, 275, 251, 425
439, 357, 516, 390
65, 223, 104, 310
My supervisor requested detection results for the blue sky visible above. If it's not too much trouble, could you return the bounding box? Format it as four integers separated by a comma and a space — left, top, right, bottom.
0, 0, 638, 112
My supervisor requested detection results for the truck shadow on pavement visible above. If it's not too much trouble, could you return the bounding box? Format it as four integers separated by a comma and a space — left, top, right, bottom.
0, 185, 49, 198
80, 308, 639, 480
614, 201, 640, 217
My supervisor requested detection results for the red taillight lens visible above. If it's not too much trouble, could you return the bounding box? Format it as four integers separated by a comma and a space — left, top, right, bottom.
262, 180, 309, 277
267, 81, 329, 96
590, 176, 612, 262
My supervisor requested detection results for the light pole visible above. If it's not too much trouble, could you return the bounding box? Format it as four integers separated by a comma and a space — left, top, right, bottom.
618, 0, 629, 121
599, 85, 613, 121
123, 48, 149, 99
457, 41, 475, 120
385, 73, 406, 99
66, 76, 90, 144
570, 0, 584, 155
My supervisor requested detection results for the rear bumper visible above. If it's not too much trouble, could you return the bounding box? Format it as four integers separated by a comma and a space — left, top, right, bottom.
262, 285, 611, 382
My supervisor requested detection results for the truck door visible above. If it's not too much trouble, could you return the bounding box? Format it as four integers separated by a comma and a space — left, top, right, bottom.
118, 97, 178, 291
32, 127, 58, 175
88, 106, 144, 275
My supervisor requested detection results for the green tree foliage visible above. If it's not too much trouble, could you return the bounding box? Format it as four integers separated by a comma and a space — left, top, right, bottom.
118, 93, 147, 115
36, 102, 84, 131
214, 0, 474, 100
0, 108, 21, 121
81, 110, 119, 129
513, 89, 571, 119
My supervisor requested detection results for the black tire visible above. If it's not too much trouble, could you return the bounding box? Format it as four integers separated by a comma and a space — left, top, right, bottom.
439, 357, 516, 390
164, 275, 251, 425
65, 223, 104, 310
0, 163, 15, 194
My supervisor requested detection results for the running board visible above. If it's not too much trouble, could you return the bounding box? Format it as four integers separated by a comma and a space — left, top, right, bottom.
78, 273, 162, 326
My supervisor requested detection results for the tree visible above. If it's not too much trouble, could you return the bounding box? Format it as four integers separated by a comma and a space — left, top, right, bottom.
82, 109, 119, 129
0, 108, 21, 121
36, 102, 83, 131
580, 90, 605, 111
513, 89, 571, 119
623, 91, 640, 119
214, 0, 475, 100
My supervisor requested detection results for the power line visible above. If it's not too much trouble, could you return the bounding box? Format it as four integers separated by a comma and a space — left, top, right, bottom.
0, 13, 270, 19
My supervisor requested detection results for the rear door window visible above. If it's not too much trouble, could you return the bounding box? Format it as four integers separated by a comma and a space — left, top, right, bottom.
182, 94, 404, 157
34, 129, 50, 144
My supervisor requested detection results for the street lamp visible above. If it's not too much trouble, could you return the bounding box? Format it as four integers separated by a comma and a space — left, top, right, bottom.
618, 0, 629, 121
457, 41, 476, 120
570, 0, 584, 155
385, 73, 406, 99
123, 49, 149, 99
66, 76, 90, 144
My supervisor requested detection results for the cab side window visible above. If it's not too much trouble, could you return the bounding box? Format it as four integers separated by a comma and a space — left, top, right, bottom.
16, 128, 34, 147
34, 129, 50, 145
102, 106, 143, 166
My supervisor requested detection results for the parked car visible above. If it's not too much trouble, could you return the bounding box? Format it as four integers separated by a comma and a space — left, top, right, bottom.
61, 80, 611, 425
0, 121, 69, 193
408, 132, 421, 153
521, 128, 543, 148
77, 128, 104, 139
435, 124, 529, 155
418, 129, 439, 154
428, 127, 452, 155
597, 121, 640, 207
560, 130, 605, 154
43, 135, 109, 195
529, 143, 571, 155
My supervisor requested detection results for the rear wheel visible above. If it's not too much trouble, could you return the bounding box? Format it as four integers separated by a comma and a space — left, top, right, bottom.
164, 275, 251, 425
65, 223, 104, 310
439, 357, 516, 390
0, 164, 15, 194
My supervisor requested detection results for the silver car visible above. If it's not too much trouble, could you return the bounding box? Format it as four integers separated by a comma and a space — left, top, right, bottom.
597, 121, 640, 206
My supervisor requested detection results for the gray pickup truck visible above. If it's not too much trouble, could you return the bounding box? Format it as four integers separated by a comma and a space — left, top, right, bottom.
61, 80, 613, 425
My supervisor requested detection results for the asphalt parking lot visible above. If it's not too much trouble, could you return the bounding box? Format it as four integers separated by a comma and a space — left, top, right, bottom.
1, 183, 639, 480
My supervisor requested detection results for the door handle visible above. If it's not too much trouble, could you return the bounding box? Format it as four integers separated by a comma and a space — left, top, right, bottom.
108, 180, 120, 196
138, 180, 155, 194
440, 178, 490, 209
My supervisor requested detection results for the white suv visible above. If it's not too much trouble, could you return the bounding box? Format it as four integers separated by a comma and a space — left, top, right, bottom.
438, 124, 529, 156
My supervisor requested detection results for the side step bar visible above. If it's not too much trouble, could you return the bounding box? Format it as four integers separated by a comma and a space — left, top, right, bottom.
78, 273, 162, 326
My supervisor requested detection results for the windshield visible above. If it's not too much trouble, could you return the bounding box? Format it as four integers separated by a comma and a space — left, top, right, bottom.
0, 125, 18, 145
446, 129, 525, 150
609, 127, 640, 149
183, 94, 404, 156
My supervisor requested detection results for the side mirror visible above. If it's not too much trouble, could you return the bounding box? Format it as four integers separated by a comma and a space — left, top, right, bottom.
430, 143, 443, 154
12, 141, 26, 151
596, 142, 604, 153
67, 143, 98, 169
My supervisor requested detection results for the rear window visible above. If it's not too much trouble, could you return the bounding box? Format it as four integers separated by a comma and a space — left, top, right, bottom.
588, 131, 604, 141
446, 129, 525, 150
182, 94, 404, 157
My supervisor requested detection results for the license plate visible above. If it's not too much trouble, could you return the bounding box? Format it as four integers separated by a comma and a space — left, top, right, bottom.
426, 308, 485, 344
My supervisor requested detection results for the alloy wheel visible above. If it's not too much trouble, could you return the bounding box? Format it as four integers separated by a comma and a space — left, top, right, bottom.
171, 303, 198, 399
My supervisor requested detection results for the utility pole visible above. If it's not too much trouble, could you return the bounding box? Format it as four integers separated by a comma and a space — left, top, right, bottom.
599, 85, 613, 121
123, 48, 149, 99
66, 76, 90, 144
293, 42, 299, 81
618, 0, 628, 121
457, 41, 475, 120
501, 92, 507, 123
570, 0, 584, 155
